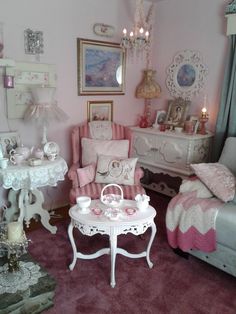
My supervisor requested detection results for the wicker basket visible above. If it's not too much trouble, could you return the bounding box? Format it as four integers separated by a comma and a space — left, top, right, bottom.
100, 184, 124, 208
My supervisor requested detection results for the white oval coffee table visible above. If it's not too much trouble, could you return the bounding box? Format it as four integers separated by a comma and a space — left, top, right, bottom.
68, 199, 157, 288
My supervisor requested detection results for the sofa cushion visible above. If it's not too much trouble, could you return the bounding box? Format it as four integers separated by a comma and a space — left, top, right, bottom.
81, 138, 129, 167
76, 163, 96, 188
95, 155, 138, 185
218, 137, 236, 176
191, 163, 236, 202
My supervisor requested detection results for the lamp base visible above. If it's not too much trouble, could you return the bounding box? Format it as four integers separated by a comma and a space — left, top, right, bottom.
199, 118, 208, 135
144, 99, 152, 127
41, 125, 48, 146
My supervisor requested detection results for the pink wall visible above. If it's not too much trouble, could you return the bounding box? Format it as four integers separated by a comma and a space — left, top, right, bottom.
151, 0, 228, 132
0, 0, 228, 208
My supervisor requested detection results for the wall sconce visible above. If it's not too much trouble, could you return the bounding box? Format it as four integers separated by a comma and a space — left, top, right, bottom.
24, 28, 44, 55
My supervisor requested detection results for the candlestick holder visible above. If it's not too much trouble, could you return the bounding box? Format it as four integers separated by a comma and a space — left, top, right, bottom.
199, 117, 208, 135
0, 224, 29, 273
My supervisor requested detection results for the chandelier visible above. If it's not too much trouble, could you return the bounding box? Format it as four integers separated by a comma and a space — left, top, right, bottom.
120, 0, 154, 56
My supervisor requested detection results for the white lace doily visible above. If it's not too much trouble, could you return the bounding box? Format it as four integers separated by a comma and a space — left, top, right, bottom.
0, 157, 68, 190
0, 261, 42, 294
89, 121, 112, 140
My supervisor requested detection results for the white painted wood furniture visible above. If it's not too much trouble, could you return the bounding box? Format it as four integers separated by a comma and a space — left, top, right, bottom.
0, 156, 68, 233
68, 199, 157, 288
130, 127, 213, 196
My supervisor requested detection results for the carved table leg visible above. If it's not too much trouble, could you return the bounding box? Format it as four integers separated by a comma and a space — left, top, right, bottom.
68, 221, 77, 271
5, 189, 20, 222
18, 188, 57, 234
110, 230, 118, 288
146, 222, 157, 268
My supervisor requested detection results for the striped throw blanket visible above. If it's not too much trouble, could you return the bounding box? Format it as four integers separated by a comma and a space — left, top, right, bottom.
166, 191, 223, 252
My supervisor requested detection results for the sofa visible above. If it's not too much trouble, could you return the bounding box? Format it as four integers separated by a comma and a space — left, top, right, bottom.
166, 137, 236, 277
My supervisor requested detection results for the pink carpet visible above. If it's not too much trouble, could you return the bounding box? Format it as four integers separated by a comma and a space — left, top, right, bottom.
28, 192, 236, 314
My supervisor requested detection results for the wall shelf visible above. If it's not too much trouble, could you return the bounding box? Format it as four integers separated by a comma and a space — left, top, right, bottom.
0, 58, 15, 67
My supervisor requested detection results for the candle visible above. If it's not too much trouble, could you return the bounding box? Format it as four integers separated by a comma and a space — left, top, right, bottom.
145, 31, 149, 40
7, 222, 23, 242
139, 27, 144, 35
122, 28, 127, 37
201, 107, 207, 119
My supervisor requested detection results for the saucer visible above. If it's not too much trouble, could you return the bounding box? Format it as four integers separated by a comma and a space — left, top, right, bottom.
124, 207, 136, 216
77, 206, 90, 214
91, 208, 103, 216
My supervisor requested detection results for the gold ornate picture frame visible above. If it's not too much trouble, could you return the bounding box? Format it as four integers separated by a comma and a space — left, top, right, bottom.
87, 100, 113, 122
77, 38, 126, 95
165, 98, 190, 127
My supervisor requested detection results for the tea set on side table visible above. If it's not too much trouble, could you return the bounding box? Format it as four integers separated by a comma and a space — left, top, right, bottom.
0, 141, 68, 234
68, 184, 155, 288
0, 141, 60, 169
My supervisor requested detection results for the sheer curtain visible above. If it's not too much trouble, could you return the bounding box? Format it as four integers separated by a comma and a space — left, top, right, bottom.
212, 35, 236, 160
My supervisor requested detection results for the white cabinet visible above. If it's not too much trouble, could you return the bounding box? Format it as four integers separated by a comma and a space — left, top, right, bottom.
130, 127, 213, 196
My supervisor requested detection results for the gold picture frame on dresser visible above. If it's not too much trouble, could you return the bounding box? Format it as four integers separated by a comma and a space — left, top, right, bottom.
165, 97, 190, 127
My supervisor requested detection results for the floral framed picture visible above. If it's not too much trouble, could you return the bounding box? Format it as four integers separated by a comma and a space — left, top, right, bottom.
87, 100, 113, 122
77, 38, 126, 95
165, 97, 190, 127
0, 131, 20, 157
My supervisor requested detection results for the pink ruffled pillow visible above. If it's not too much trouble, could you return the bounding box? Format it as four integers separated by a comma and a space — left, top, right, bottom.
77, 163, 96, 188
190, 163, 236, 202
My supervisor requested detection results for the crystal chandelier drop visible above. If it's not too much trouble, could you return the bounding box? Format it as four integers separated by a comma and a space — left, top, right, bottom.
120, 0, 154, 57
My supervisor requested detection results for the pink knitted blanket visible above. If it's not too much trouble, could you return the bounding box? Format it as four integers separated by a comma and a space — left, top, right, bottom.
166, 191, 223, 252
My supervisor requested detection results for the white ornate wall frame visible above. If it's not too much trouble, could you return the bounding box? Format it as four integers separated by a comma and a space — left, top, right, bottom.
6, 62, 56, 119
166, 50, 208, 100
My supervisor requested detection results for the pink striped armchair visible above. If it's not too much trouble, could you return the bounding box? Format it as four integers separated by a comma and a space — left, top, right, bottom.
68, 122, 146, 204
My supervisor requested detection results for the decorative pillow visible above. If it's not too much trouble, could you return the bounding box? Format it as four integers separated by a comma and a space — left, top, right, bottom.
81, 138, 129, 167
95, 155, 138, 186
179, 179, 213, 198
190, 163, 236, 202
77, 163, 96, 188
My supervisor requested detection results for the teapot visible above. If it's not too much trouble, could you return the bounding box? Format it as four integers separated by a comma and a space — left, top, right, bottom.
33, 147, 44, 160
9, 144, 34, 160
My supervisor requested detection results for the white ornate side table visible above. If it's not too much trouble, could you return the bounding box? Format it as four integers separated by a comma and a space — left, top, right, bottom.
68, 200, 157, 288
0, 157, 68, 234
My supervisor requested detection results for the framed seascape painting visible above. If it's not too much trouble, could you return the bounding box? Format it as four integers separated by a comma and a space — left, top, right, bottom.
87, 100, 113, 122
77, 38, 126, 95
0, 131, 20, 157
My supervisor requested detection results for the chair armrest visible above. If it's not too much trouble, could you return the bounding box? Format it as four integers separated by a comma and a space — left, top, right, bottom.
134, 167, 144, 185
68, 162, 80, 188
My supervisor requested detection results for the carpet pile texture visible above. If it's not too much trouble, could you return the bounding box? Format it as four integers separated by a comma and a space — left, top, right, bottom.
28, 192, 236, 314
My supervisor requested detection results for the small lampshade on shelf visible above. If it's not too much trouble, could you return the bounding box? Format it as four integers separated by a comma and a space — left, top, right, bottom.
136, 69, 161, 126
24, 86, 68, 145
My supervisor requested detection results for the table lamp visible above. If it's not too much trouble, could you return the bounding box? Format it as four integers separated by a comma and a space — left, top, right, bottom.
136, 69, 161, 127
24, 86, 68, 145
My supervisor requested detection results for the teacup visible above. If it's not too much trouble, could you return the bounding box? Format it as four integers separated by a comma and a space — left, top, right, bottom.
47, 153, 57, 161
0, 158, 9, 169
76, 196, 91, 212
10, 153, 24, 165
